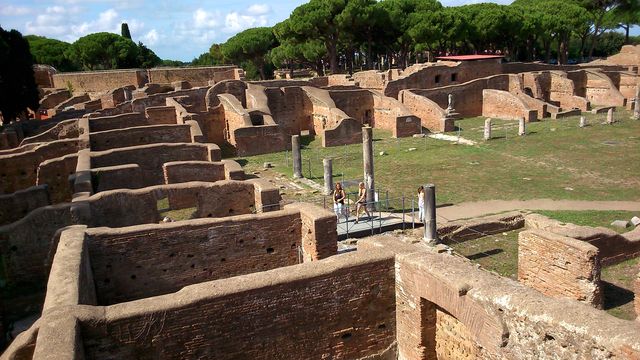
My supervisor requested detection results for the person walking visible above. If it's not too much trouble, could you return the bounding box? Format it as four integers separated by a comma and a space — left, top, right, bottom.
417, 186, 425, 223
354, 182, 371, 224
333, 182, 346, 221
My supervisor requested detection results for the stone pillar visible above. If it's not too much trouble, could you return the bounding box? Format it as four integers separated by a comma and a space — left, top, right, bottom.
518, 118, 526, 136
323, 158, 333, 196
292, 135, 303, 179
606, 108, 614, 124
483, 118, 492, 141
579, 116, 587, 128
424, 184, 437, 244
362, 126, 375, 211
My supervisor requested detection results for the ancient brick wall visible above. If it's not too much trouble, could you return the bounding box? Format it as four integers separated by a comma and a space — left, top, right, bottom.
603, 71, 638, 99
20, 119, 81, 146
145, 106, 178, 125
285, 203, 337, 261
265, 86, 310, 136
411, 74, 512, 118
384, 59, 503, 98
518, 229, 603, 308
567, 70, 626, 107
191, 181, 256, 216
233, 125, 287, 156
162, 161, 226, 184
39, 90, 70, 109
372, 93, 422, 137
90, 143, 209, 188
147, 66, 239, 87
482, 89, 538, 122
200, 106, 226, 145
33, 65, 55, 88
78, 250, 395, 360
0, 139, 83, 194
53, 70, 146, 93
0, 185, 50, 226
86, 210, 302, 304
323, 118, 363, 147
89, 124, 192, 151
92, 164, 145, 193
36, 153, 78, 204
88, 113, 148, 132
400, 90, 452, 132
329, 89, 374, 125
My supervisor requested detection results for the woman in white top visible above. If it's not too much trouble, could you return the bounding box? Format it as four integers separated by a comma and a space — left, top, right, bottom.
418, 186, 425, 223
354, 182, 371, 224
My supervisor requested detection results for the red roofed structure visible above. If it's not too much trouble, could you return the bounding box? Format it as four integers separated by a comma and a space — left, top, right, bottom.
435, 55, 504, 61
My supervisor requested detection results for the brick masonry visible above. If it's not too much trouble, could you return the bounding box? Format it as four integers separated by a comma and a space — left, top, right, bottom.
518, 229, 603, 308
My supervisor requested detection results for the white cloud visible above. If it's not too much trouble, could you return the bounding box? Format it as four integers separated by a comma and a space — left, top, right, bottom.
224, 12, 268, 33
0, 5, 32, 16
247, 4, 271, 16
142, 29, 159, 45
193, 8, 221, 28
70, 9, 121, 37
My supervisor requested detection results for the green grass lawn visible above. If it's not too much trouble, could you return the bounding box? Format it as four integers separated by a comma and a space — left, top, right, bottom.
536, 210, 639, 233
236, 107, 640, 206
449, 229, 520, 280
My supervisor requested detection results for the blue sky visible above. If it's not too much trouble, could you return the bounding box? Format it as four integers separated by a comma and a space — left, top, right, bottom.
0, 0, 637, 61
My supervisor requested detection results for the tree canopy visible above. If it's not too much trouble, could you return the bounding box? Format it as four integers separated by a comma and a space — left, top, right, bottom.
221, 27, 277, 79
25, 35, 79, 72
0, 27, 39, 124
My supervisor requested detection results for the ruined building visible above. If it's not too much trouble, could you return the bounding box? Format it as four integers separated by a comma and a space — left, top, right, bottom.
0, 46, 640, 359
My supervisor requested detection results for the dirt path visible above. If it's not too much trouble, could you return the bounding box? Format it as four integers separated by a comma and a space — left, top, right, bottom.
437, 199, 640, 222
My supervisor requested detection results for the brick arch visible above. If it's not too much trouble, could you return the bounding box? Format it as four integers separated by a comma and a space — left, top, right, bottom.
396, 254, 509, 359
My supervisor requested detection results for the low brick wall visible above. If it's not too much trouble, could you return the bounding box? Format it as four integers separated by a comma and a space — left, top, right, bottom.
482, 89, 538, 122
89, 124, 192, 151
71, 250, 395, 359
88, 113, 148, 132
91, 164, 145, 192
323, 118, 362, 147
52, 69, 146, 93
85, 209, 304, 305
518, 229, 603, 308
0, 185, 50, 226
90, 143, 210, 188
163, 161, 226, 184
400, 90, 452, 132
285, 203, 337, 261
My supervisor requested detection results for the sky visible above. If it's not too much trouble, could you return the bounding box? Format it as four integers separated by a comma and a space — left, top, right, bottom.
0, 0, 637, 62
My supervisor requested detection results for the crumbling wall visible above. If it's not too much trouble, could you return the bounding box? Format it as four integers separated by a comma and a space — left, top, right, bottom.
518, 229, 603, 308
482, 89, 538, 122
20, 119, 81, 146
264, 86, 310, 136
323, 118, 363, 147
603, 70, 638, 99
145, 106, 178, 125
384, 59, 503, 98
90, 143, 209, 188
88, 113, 149, 132
162, 161, 226, 184
371, 93, 421, 137
148, 66, 240, 87
0, 139, 83, 194
85, 210, 302, 304
76, 250, 395, 360
89, 124, 192, 151
567, 70, 626, 107
91, 164, 145, 193
36, 153, 78, 204
0, 185, 50, 226
409, 74, 512, 118
53, 69, 146, 94
285, 203, 337, 261
399, 90, 453, 132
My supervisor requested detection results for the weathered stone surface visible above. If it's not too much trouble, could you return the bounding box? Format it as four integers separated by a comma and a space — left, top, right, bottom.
518, 229, 603, 308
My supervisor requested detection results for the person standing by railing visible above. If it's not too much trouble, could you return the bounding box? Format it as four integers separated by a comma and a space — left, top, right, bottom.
354, 182, 371, 224
333, 182, 346, 221
418, 186, 425, 223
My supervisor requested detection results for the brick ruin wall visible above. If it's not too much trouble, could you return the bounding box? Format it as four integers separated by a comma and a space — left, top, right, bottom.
53, 70, 146, 94
482, 89, 538, 122
567, 70, 626, 107
90, 143, 209, 188
36, 153, 78, 204
89, 124, 192, 151
399, 90, 452, 132
518, 229, 603, 308
371, 94, 421, 137
0, 185, 50, 226
148, 66, 240, 87
91, 164, 145, 193
88, 112, 149, 132
323, 118, 363, 147
20, 119, 81, 146
85, 210, 303, 305
162, 161, 226, 184
0, 139, 84, 195
42, 250, 395, 360
264, 86, 311, 136
410, 74, 512, 117
383, 59, 503, 99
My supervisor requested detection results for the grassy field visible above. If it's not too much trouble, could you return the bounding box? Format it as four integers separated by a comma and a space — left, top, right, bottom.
236, 107, 640, 206
449, 209, 639, 320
